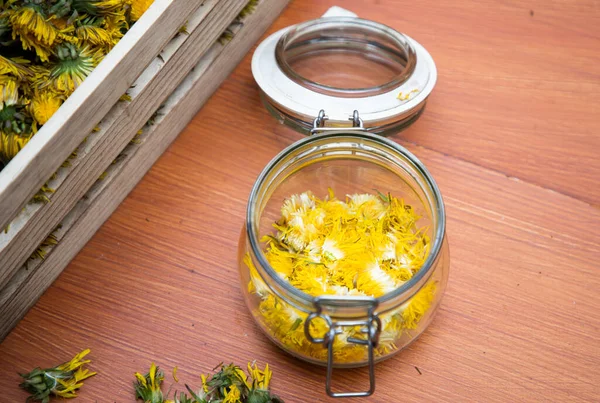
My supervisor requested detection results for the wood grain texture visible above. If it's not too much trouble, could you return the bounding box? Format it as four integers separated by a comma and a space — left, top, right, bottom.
0, 0, 204, 232
0, 0, 290, 342
0, 0, 248, 290
1, 1, 599, 402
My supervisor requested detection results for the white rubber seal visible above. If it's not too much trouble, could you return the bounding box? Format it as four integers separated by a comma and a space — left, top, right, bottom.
251, 9, 437, 125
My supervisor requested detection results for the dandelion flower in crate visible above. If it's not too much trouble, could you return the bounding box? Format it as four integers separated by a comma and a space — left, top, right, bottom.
71, 0, 125, 16
102, 8, 128, 43
46, 43, 99, 94
29, 89, 63, 125
129, 0, 154, 22
0, 55, 32, 79
0, 75, 21, 108
75, 15, 114, 48
0, 78, 35, 165
0, 130, 32, 165
7, 3, 60, 62
0, 13, 11, 38
237, 0, 259, 21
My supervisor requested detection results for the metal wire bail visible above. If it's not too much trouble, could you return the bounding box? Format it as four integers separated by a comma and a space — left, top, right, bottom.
310, 110, 366, 135
303, 295, 381, 398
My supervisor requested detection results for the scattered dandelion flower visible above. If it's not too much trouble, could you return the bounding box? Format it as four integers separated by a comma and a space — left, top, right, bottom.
134, 363, 165, 403
19, 349, 96, 402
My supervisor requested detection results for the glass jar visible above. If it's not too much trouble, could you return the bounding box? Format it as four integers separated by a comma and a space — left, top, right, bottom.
240, 9, 448, 398
238, 131, 449, 397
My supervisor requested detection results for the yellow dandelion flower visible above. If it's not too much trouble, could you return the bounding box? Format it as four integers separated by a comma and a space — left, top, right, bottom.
47, 44, 98, 94
401, 282, 436, 329
15, 30, 54, 61
102, 9, 128, 43
356, 260, 399, 297
245, 253, 270, 297
0, 55, 31, 79
9, 5, 58, 47
275, 201, 326, 252
29, 90, 63, 125
50, 16, 70, 30
248, 362, 272, 390
72, 0, 125, 16
200, 373, 209, 393
262, 239, 295, 278
348, 193, 387, 221
76, 17, 113, 47
134, 362, 165, 403
0, 129, 31, 165
130, 0, 154, 22
280, 191, 315, 221
223, 384, 242, 403
290, 264, 330, 295
0, 76, 20, 108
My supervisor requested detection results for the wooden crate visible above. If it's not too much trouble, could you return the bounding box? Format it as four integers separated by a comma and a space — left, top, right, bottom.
0, 0, 249, 289
0, 0, 289, 339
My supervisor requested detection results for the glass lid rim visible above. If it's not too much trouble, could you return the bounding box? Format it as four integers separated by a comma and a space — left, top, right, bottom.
274, 16, 418, 98
246, 131, 447, 308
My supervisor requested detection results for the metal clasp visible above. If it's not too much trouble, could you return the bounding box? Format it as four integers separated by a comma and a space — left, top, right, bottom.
310, 109, 366, 135
304, 296, 381, 398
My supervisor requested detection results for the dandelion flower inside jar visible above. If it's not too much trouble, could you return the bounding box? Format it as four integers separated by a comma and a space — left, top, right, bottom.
239, 11, 449, 398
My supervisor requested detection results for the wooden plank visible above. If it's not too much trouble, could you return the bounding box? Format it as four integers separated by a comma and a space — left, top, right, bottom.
0, 0, 291, 341
0, 0, 248, 289
0, 0, 203, 232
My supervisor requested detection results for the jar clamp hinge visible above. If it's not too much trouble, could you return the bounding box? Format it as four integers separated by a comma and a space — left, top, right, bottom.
304, 295, 382, 398
310, 109, 366, 135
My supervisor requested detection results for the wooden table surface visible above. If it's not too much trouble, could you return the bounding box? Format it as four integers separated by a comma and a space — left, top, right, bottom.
1, 0, 599, 401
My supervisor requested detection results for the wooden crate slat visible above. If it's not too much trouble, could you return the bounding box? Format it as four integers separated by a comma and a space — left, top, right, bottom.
0, 0, 204, 231
0, 0, 249, 289
0, 0, 291, 340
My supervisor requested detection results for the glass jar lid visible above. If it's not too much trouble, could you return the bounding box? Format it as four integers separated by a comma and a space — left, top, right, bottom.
252, 14, 437, 135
